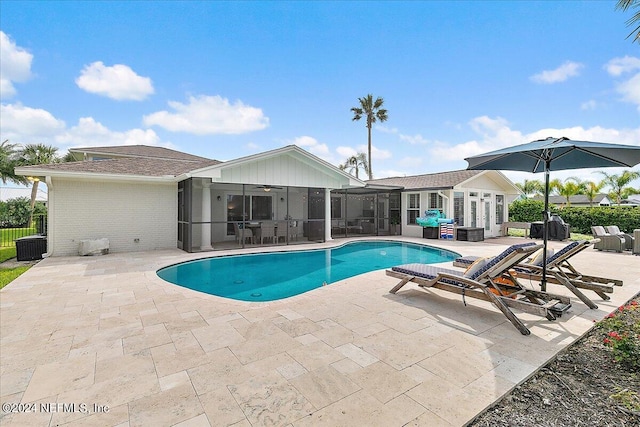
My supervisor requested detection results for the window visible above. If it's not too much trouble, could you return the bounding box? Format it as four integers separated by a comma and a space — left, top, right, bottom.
407, 193, 420, 225
453, 191, 464, 227
495, 195, 505, 225
429, 193, 443, 211
226, 194, 273, 235
331, 196, 342, 218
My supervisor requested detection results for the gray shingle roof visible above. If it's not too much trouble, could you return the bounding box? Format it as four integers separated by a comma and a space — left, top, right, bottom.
19, 157, 221, 177
533, 194, 609, 205
69, 145, 212, 162
367, 170, 484, 190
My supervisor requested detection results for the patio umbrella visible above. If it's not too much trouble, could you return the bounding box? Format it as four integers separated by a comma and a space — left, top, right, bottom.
465, 136, 640, 291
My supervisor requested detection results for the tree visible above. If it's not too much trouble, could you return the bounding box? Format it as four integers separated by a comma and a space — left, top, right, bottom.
338, 153, 369, 179
599, 170, 640, 204
515, 179, 544, 197
557, 177, 586, 207
351, 94, 388, 180
616, 0, 640, 43
583, 180, 605, 207
18, 144, 60, 221
0, 140, 27, 185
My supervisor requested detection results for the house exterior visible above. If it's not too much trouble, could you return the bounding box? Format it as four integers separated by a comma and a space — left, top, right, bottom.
367, 170, 521, 239
17, 145, 520, 256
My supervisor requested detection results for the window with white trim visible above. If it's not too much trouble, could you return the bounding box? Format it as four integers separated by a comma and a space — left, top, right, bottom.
407, 193, 420, 225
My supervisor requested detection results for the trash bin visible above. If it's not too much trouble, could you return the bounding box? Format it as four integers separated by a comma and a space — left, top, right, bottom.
15, 236, 47, 261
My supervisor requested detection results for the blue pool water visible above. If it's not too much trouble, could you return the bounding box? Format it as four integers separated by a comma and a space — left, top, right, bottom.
157, 240, 459, 302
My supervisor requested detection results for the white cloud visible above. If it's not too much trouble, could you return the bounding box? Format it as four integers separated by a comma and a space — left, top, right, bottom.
289, 135, 331, 160
0, 103, 65, 141
399, 133, 430, 145
580, 100, 597, 110
76, 61, 154, 101
604, 56, 640, 76
55, 117, 167, 148
144, 95, 269, 135
616, 73, 640, 111
336, 146, 357, 158
0, 32, 33, 99
530, 61, 584, 84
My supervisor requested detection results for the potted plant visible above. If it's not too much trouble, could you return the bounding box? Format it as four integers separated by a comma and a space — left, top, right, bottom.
390, 216, 400, 235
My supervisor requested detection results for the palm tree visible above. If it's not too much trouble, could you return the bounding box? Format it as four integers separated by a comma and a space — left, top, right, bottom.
599, 170, 640, 204
558, 177, 586, 207
338, 153, 369, 179
351, 94, 388, 180
617, 0, 640, 43
549, 178, 564, 196
18, 144, 60, 219
583, 180, 605, 207
0, 140, 27, 185
515, 179, 544, 197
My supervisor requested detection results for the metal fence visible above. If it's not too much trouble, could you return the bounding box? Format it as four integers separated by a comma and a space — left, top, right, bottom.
0, 215, 47, 247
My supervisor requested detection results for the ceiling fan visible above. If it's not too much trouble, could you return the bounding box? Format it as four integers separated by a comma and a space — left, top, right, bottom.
254, 185, 283, 192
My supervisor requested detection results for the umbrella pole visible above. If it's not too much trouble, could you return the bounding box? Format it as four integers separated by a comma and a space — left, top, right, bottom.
541, 162, 550, 292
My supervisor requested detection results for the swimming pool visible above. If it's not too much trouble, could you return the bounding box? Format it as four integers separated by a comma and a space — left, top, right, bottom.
157, 240, 459, 302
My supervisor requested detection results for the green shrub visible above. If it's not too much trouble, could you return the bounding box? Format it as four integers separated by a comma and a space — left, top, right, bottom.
509, 199, 640, 234
0, 197, 32, 228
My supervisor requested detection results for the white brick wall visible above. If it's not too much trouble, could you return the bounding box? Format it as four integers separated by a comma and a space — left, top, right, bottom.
49, 178, 177, 256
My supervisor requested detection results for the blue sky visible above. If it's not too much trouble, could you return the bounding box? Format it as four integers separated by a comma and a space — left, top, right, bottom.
1, 1, 639, 187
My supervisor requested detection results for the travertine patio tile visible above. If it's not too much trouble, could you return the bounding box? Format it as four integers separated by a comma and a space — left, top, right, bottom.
347, 361, 419, 403
492, 355, 537, 384
330, 358, 362, 374
159, 370, 191, 391
128, 383, 204, 427
277, 308, 305, 320
198, 386, 246, 427
352, 321, 389, 337
335, 343, 378, 367
191, 323, 245, 352
312, 322, 354, 348
187, 348, 251, 395
174, 413, 212, 427
288, 365, 360, 409
418, 345, 502, 388
295, 333, 320, 345
51, 402, 130, 426
229, 330, 301, 365
228, 372, 315, 425
275, 318, 322, 337
286, 341, 344, 371
95, 352, 155, 384
22, 354, 95, 403
0, 367, 33, 397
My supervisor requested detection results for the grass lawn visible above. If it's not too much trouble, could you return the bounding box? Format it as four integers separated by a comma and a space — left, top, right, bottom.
0, 246, 17, 263
0, 266, 30, 290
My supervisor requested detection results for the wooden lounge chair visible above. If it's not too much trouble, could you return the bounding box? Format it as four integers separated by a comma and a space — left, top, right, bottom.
387, 243, 572, 335
512, 240, 622, 307
454, 240, 621, 307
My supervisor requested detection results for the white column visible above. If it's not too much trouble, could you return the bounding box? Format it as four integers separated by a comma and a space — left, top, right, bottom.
325, 188, 333, 241
201, 184, 213, 250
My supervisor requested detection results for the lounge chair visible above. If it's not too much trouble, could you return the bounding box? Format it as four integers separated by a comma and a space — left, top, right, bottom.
604, 226, 634, 251
454, 240, 621, 306
591, 226, 625, 252
387, 243, 572, 335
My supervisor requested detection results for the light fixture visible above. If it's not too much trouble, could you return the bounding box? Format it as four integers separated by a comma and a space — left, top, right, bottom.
217, 196, 221, 201
280, 197, 285, 202
263, 187, 271, 192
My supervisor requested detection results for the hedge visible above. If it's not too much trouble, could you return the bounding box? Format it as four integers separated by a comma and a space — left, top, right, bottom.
509, 199, 640, 234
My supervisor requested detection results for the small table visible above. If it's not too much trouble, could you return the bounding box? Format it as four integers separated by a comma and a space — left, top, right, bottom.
456, 227, 484, 242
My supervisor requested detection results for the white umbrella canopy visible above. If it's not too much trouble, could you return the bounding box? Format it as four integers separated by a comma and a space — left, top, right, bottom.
465, 136, 640, 291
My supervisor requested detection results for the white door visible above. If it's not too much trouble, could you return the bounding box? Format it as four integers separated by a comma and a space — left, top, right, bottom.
469, 196, 479, 228
482, 193, 493, 237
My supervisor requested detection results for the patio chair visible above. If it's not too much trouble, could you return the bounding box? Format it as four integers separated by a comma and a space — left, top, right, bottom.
591, 226, 625, 252
275, 221, 288, 244
233, 223, 254, 245
259, 222, 275, 245
604, 225, 634, 251
387, 243, 572, 335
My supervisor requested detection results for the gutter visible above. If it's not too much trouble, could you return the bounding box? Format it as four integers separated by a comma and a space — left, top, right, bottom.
43, 176, 54, 258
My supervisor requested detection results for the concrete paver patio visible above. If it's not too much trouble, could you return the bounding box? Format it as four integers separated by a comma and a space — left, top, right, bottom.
1, 237, 638, 427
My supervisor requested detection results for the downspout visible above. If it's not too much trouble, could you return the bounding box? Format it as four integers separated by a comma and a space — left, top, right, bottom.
43, 176, 54, 257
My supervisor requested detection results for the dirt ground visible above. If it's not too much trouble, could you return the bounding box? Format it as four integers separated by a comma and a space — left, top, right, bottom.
469, 294, 640, 427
